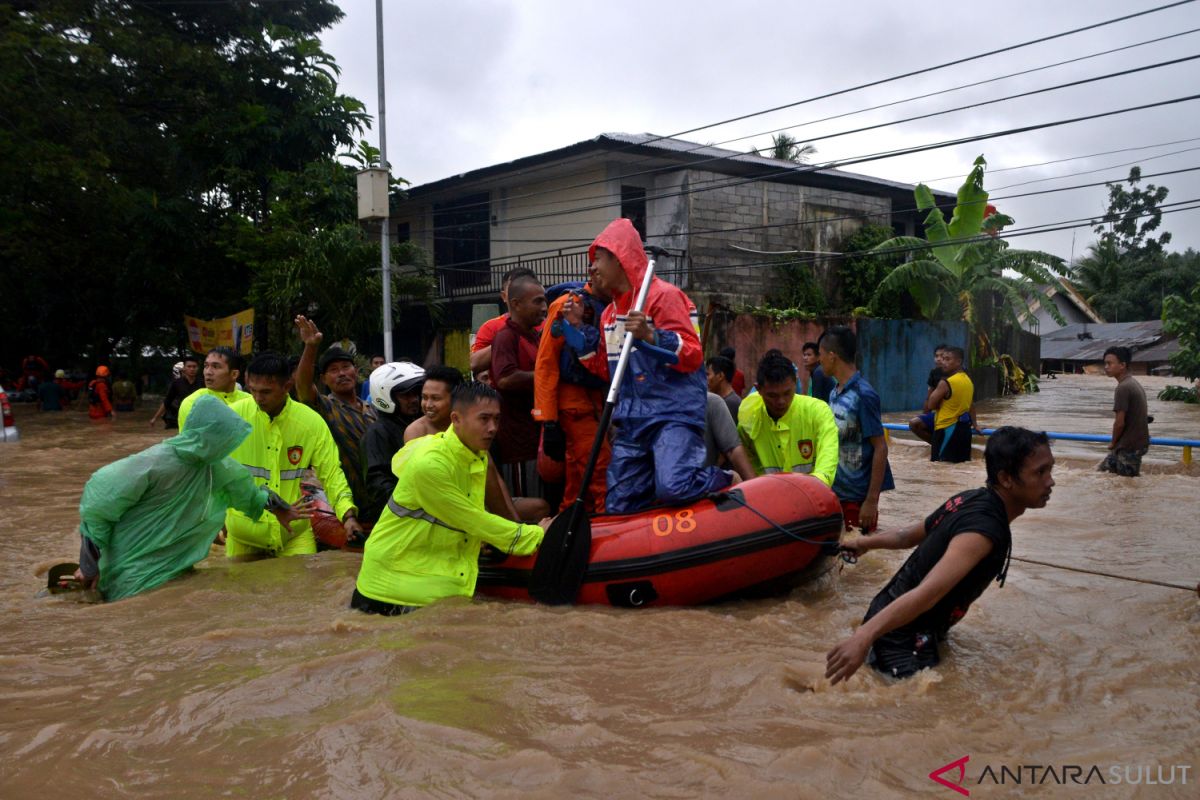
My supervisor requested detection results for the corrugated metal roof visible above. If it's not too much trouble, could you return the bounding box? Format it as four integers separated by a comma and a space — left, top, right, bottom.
406, 132, 954, 200
1040, 320, 1178, 362
598, 132, 936, 195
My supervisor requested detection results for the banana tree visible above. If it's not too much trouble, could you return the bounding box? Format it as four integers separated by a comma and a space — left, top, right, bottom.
870, 155, 1068, 361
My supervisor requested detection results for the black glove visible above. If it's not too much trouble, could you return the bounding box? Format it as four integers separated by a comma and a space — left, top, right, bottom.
542, 421, 566, 461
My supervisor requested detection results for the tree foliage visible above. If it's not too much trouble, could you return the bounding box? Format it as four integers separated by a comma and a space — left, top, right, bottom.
0, 0, 400, 369
836, 223, 905, 315
751, 132, 817, 164
869, 156, 1067, 359
1073, 169, 1198, 322
1162, 282, 1200, 382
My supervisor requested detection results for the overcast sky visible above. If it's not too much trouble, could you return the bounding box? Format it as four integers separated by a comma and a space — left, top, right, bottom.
321, 0, 1200, 261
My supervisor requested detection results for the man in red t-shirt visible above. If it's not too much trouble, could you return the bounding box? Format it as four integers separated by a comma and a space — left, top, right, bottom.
470, 266, 538, 376
490, 275, 549, 497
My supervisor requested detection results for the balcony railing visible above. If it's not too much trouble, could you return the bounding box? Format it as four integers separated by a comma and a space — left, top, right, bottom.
435, 247, 690, 301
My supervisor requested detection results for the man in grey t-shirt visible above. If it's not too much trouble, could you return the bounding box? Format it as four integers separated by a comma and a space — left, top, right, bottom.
703, 392, 756, 481
1099, 346, 1150, 477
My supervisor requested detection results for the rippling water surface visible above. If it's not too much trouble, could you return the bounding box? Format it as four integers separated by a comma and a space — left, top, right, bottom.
1, 375, 1196, 798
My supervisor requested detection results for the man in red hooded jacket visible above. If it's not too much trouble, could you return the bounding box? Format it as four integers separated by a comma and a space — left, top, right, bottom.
567, 219, 733, 514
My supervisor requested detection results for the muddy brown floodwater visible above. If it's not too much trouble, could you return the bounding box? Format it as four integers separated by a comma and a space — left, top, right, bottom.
1, 375, 1197, 798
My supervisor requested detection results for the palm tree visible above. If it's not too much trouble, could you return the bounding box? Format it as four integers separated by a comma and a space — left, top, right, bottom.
1072, 239, 1132, 322
751, 132, 817, 164
870, 156, 1068, 361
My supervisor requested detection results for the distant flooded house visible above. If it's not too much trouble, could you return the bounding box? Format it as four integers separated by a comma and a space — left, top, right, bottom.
387, 132, 953, 345
1020, 278, 1104, 335
1041, 320, 1181, 375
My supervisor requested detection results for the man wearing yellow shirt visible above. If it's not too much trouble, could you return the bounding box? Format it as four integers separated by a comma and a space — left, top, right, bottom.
926, 346, 981, 463
736, 349, 839, 486
225, 352, 360, 558
352, 381, 550, 615
177, 347, 252, 429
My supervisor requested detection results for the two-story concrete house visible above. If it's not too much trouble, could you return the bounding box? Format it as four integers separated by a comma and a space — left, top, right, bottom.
390, 132, 952, 347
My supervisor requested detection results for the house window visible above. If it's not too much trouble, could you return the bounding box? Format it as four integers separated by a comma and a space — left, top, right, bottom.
433, 192, 490, 290
621, 185, 647, 241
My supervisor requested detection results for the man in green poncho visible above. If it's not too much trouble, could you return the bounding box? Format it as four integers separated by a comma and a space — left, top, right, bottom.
75, 394, 309, 601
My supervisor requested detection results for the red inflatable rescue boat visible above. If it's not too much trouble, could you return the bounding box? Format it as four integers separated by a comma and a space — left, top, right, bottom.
477, 472, 843, 607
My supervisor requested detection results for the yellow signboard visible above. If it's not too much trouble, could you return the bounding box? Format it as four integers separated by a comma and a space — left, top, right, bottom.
184, 309, 255, 355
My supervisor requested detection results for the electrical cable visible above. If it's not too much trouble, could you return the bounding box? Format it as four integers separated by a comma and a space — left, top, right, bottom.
425, 39, 1200, 219
426, 198, 1200, 276
412, 1, 1199, 217
421, 163, 1200, 270
418, 93, 1200, 236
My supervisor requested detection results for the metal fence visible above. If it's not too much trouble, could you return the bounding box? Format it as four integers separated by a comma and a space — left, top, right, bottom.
436, 248, 690, 300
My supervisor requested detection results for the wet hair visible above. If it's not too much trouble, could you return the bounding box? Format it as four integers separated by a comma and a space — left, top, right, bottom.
818, 326, 856, 363
286, 355, 301, 373
424, 365, 464, 392
182, 354, 200, 366
934, 342, 947, 354
942, 345, 965, 363
451, 380, 499, 410
245, 352, 292, 383
801, 341, 819, 356
207, 346, 243, 374
502, 266, 537, 287
719, 346, 736, 360
757, 351, 797, 387
706, 356, 735, 382
1103, 346, 1132, 367
985, 427, 1050, 487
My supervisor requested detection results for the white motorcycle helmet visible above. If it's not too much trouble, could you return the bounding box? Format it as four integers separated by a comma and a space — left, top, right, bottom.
368, 361, 425, 414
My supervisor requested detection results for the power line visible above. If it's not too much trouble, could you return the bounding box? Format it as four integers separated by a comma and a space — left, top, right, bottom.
918, 135, 1200, 183
679, 199, 1200, 277
424, 28, 1200, 220
408, 0, 1198, 216
428, 191, 1200, 275
418, 92, 1200, 237
988, 145, 1200, 192
431, 163, 1200, 249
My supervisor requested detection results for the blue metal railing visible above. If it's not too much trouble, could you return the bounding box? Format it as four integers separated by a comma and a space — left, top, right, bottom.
881, 423, 1198, 465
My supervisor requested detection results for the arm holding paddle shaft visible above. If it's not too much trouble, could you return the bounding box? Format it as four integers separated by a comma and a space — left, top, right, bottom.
529, 257, 658, 605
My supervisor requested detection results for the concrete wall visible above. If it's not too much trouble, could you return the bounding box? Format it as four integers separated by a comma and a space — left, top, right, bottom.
490, 166, 615, 260
713, 314, 856, 387
684, 169, 891, 308
856, 319, 972, 413
716, 314, 982, 412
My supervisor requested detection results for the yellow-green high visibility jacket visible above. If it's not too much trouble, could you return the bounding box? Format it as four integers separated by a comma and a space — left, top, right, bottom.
178, 387, 252, 430
224, 396, 355, 553
356, 425, 545, 607
736, 391, 839, 486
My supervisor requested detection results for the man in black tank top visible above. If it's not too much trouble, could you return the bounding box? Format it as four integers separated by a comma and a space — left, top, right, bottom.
825, 427, 1055, 683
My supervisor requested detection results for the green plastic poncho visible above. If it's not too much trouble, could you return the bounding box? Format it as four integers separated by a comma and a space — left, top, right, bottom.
78, 394, 269, 601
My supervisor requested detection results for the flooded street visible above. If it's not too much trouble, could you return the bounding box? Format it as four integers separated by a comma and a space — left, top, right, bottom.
1, 374, 1196, 798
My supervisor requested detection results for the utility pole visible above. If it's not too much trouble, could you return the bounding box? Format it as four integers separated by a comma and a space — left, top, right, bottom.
376, 0, 393, 361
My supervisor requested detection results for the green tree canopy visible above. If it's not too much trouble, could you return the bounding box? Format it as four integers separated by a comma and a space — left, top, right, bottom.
1073, 169, 1197, 322
0, 0, 372, 368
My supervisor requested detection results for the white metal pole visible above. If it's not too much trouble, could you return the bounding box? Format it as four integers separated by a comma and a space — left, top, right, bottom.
376, 0, 393, 361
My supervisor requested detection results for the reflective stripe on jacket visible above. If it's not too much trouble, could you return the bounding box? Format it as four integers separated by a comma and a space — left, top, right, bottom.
736, 391, 839, 486
355, 425, 544, 607
224, 396, 355, 552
